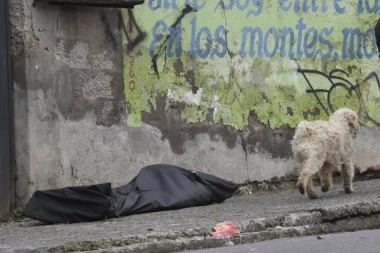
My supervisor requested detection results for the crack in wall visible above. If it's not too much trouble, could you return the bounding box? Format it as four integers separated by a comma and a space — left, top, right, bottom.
26, 0, 40, 42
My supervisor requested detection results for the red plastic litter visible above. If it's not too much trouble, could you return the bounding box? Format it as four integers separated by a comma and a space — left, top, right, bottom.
210, 221, 239, 237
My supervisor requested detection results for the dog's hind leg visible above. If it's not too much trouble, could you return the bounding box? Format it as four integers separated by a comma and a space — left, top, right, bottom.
306, 177, 318, 199
297, 167, 309, 195
320, 162, 333, 192
341, 161, 354, 193
297, 158, 322, 199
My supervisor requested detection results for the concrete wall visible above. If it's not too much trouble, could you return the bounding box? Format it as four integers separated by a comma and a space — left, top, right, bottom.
9, 0, 380, 208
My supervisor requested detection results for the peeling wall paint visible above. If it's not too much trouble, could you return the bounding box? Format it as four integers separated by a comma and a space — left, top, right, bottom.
122, 0, 380, 129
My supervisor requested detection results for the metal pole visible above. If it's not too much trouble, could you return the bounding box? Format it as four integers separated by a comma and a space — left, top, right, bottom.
0, 0, 13, 220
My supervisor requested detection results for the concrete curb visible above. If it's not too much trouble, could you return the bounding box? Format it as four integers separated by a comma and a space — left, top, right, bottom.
14, 200, 380, 253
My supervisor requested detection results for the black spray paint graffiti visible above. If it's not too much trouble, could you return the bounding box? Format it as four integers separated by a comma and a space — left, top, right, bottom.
297, 63, 380, 125
117, 7, 196, 80
118, 10, 147, 91
118, 10, 147, 52
100, 11, 118, 50
100, 10, 146, 92
150, 5, 196, 79
100, 10, 146, 52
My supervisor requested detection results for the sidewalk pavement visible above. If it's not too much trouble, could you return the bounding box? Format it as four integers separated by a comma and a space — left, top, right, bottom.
1, 178, 380, 253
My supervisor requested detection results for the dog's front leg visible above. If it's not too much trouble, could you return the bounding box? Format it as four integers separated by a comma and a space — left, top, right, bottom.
341, 161, 354, 193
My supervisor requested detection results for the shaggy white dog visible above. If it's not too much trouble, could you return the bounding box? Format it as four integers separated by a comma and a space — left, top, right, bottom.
292, 108, 360, 199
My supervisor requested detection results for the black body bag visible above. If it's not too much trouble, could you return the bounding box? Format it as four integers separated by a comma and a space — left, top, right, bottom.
23, 164, 239, 224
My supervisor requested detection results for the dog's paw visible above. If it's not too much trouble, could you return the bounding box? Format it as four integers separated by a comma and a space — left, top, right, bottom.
321, 185, 330, 192
344, 187, 354, 194
298, 185, 305, 195
306, 189, 318, 199
308, 194, 319, 199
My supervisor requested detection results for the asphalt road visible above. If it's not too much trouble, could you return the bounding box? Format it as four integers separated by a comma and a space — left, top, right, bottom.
181, 229, 380, 253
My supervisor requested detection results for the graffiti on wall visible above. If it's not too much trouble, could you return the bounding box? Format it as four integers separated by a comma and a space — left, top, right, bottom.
148, 0, 376, 60
119, 10, 146, 93
121, 0, 380, 129
297, 63, 380, 125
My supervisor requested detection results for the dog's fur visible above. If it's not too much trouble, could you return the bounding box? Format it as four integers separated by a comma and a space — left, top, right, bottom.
292, 108, 360, 199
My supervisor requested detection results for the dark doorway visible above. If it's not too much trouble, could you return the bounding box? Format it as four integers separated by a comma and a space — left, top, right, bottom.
0, 0, 13, 219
